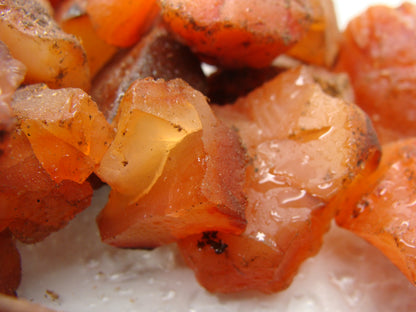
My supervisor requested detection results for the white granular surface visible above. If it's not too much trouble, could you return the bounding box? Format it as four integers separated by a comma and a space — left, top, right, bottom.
17, 186, 416, 312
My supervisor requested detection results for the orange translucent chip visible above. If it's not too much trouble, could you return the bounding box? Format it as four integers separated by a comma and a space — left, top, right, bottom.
56, 0, 119, 77
286, 0, 340, 67
86, 0, 160, 47
178, 66, 380, 293
11, 84, 114, 184
0, 129, 93, 243
335, 3, 416, 143
159, 0, 316, 68
0, 0, 90, 90
335, 138, 416, 286
97, 78, 247, 248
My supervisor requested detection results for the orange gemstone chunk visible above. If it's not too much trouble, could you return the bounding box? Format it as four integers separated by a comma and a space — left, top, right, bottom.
0, 130, 93, 243
86, 0, 160, 47
11, 84, 114, 184
159, 0, 316, 68
335, 3, 416, 143
0, 0, 90, 90
335, 138, 416, 286
178, 66, 381, 293
286, 0, 340, 67
55, 0, 119, 77
97, 78, 247, 248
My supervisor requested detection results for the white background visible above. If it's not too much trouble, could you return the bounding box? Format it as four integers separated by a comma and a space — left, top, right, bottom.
334, 0, 407, 28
